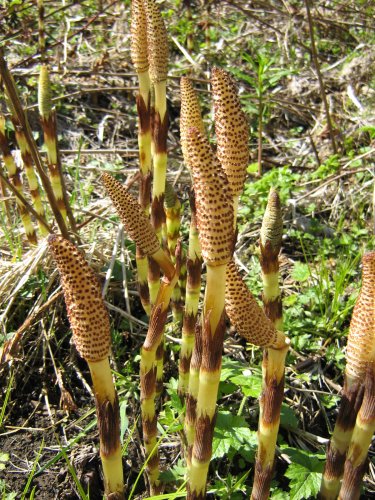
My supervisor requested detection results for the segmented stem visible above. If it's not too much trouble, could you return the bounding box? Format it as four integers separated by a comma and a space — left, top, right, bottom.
141, 250, 180, 494
39, 65, 69, 224
0, 115, 37, 244
178, 193, 202, 400
48, 235, 124, 498
165, 182, 183, 323
252, 188, 287, 500
131, 0, 152, 315
321, 252, 375, 499
187, 127, 234, 499
338, 362, 375, 500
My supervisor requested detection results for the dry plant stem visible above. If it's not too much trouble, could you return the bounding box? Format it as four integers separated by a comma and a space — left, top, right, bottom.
252, 188, 286, 500
39, 65, 68, 224
37, 0, 46, 61
0, 115, 37, 243
178, 196, 202, 400
338, 363, 375, 500
0, 51, 70, 240
141, 262, 179, 495
183, 0, 194, 51
321, 252, 375, 499
48, 235, 124, 498
304, 0, 337, 155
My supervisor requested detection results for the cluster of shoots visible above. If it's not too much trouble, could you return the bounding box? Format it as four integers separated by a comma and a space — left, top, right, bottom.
101, 1, 292, 497
0, 50, 77, 246
2, 1, 374, 499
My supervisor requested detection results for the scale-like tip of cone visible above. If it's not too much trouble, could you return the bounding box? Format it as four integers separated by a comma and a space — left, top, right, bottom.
211, 67, 249, 197
346, 251, 375, 380
188, 127, 234, 266
48, 235, 111, 362
225, 260, 287, 348
102, 173, 160, 257
38, 64, 52, 118
130, 0, 149, 74
144, 0, 168, 83
180, 77, 205, 168
260, 188, 283, 254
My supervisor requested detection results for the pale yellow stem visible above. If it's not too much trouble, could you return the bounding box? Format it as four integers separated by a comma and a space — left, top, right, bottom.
204, 264, 226, 334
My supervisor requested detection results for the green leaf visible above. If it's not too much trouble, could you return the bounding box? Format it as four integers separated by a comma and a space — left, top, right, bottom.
291, 262, 310, 282
247, 162, 259, 173
220, 359, 248, 381
229, 371, 262, 398
271, 489, 290, 500
212, 411, 257, 462
283, 447, 324, 499
160, 459, 186, 483
280, 404, 298, 430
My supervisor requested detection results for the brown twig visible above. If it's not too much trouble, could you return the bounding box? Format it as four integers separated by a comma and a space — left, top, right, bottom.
304, 0, 338, 155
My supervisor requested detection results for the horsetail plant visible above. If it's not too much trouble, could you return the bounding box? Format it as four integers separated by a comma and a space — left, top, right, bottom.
211, 67, 249, 224
101, 173, 174, 281
251, 188, 288, 500
48, 235, 124, 499
338, 252, 375, 500
321, 251, 375, 500
339, 365, 375, 500
179, 191, 202, 402
7, 101, 48, 237
0, 114, 37, 244
178, 76, 205, 402
130, 0, 152, 315
102, 172, 178, 494
187, 127, 234, 500
0, 51, 70, 240
143, 0, 170, 399
38, 65, 69, 225
225, 260, 287, 350
143, 0, 169, 301
165, 182, 183, 323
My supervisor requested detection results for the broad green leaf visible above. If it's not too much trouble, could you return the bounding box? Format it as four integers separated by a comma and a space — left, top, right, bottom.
212, 411, 257, 462
280, 404, 298, 430
286, 463, 322, 500
292, 262, 310, 282
229, 371, 262, 398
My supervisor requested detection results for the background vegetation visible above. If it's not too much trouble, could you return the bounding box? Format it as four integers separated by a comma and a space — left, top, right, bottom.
0, 0, 374, 498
